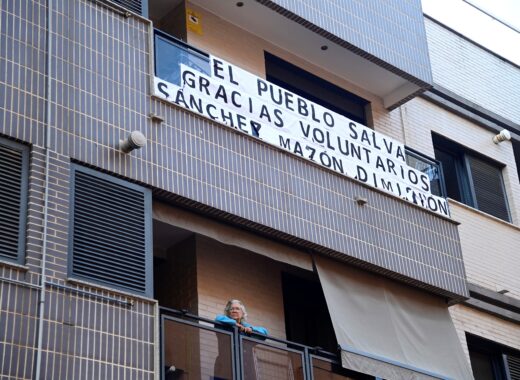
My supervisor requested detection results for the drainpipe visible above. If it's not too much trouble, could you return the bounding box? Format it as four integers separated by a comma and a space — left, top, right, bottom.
399, 104, 408, 145
34, 0, 53, 378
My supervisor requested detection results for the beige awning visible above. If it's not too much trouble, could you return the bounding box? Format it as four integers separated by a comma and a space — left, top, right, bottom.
153, 202, 313, 271
314, 255, 473, 380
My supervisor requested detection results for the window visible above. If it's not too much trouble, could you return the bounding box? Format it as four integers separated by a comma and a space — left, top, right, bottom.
467, 334, 520, 380
0, 138, 29, 264
433, 134, 511, 222
405, 147, 445, 197
69, 165, 153, 296
265, 52, 370, 125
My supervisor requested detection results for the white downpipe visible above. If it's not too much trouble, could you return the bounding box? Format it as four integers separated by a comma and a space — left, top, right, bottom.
34, 0, 53, 378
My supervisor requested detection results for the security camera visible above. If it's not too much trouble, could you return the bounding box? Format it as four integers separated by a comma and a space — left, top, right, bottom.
119, 131, 146, 153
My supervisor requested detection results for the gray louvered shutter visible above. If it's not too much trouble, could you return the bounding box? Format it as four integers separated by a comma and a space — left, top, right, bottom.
507, 355, 520, 380
105, 0, 148, 17
467, 156, 511, 222
0, 139, 29, 262
70, 165, 152, 295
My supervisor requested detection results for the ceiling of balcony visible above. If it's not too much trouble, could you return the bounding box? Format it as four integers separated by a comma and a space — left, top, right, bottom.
150, 0, 424, 109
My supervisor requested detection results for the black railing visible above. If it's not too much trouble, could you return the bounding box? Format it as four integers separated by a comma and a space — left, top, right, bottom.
160, 307, 367, 380
405, 147, 446, 197
154, 30, 211, 86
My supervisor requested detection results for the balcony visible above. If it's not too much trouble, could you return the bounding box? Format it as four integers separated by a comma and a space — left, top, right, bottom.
151, 31, 468, 302
161, 308, 370, 380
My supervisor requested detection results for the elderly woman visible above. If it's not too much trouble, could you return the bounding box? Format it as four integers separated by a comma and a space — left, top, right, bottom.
215, 299, 268, 335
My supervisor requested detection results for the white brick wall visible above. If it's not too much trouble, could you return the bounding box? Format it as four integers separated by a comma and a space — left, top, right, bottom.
425, 18, 520, 124
451, 202, 520, 299
450, 303, 520, 360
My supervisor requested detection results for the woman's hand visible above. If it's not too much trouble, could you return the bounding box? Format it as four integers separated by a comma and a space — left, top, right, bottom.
236, 323, 253, 334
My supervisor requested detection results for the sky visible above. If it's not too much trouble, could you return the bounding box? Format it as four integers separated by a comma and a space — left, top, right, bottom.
421, 0, 520, 66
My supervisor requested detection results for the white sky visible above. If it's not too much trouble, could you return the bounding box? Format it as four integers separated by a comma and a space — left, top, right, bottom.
421, 0, 520, 65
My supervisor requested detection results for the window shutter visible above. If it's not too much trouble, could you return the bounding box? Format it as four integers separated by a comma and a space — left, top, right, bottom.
507, 355, 520, 380
70, 165, 152, 295
0, 140, 28, 262
104, 0, 148, 17
467, 156, 510, 222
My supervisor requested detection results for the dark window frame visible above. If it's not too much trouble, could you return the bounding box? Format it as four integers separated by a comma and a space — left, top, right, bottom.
433, 133, 511, 222
68, 164, 153, 296
0, 137, 29, 264
466, 333, 520, 380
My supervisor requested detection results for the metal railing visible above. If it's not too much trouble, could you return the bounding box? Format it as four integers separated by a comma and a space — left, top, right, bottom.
160, 307, 366, 380
154, 30, 211, 86
405, 147, 446, 197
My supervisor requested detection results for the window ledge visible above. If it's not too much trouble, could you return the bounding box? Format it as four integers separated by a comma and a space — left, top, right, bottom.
67, 277, 157, 304
448, 198, 520, 231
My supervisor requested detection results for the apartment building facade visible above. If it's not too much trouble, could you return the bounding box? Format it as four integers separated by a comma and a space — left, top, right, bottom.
0, 0, 518, 379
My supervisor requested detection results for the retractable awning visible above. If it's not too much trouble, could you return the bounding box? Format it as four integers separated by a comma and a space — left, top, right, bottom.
314, 255, 473, 380
153, 202, 313, 271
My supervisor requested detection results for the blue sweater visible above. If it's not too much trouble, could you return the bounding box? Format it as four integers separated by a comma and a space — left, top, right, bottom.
215, 315, 268, 335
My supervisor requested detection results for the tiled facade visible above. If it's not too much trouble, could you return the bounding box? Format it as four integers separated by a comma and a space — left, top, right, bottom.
1, 0, 519, 379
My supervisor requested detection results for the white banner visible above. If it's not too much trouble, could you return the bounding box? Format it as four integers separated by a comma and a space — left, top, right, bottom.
153, 56, 449, 218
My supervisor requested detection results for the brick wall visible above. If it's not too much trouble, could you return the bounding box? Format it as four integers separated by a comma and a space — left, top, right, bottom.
451, 203, 520, 299
195, 235, 287, 340
425, 18, 520, 124
450, 303, 520, 360
194, 235, 292, 380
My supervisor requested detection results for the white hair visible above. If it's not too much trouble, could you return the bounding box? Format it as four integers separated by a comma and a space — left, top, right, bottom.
224, 299, 248, 322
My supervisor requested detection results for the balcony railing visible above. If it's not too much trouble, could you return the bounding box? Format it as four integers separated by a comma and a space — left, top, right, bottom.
160, 307, 370, 380
405, 147, 446, 197
154, 30, 211, 86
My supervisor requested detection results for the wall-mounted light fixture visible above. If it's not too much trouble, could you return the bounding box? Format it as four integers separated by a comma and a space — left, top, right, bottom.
493, 129, 511, 144
119, 131, 146, 153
